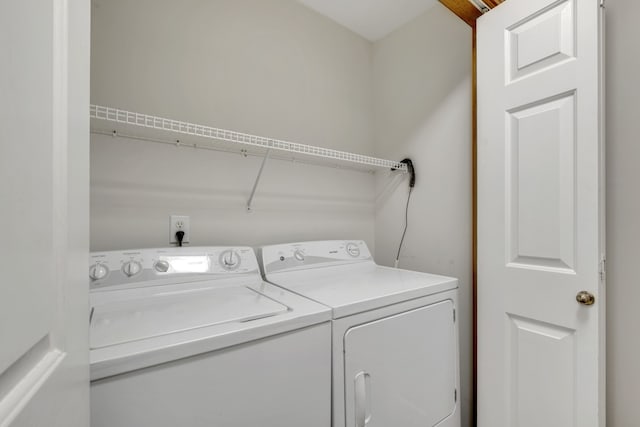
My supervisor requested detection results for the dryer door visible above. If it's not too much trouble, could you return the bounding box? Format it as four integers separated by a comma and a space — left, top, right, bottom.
344, 300, 457, 427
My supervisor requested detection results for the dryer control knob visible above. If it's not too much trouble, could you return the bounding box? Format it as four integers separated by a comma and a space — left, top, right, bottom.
154, 260, 170, 273
89, 263, 109, 281
122, 260, 142, 277
293, 250, 305, 262
346, 243, 361, 258
219, 250, 240, 270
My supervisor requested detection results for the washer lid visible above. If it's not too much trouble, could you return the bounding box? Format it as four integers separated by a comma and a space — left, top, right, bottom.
90, 286, 289, 349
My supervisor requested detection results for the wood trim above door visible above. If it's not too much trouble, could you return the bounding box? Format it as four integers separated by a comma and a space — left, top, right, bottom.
482, 0, 506, 9
439, 0, 506, 27
439, 0, 482, 27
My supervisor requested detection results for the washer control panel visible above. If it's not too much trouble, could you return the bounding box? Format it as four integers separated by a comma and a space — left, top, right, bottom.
89, 247, 259, 288
261, 240, 372, 274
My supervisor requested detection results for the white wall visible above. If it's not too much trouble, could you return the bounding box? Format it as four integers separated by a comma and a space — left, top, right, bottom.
90, 0, 376, 250
605, 1, 640, 425
372, 5, 473, 427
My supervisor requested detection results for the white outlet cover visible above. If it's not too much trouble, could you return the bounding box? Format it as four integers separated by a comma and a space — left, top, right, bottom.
170, 215, 190, 244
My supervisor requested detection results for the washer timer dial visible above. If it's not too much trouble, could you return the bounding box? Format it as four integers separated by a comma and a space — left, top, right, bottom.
154, 260, 171, 273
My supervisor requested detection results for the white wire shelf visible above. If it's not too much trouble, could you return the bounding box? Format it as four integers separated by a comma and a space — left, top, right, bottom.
90, 105, 408, 173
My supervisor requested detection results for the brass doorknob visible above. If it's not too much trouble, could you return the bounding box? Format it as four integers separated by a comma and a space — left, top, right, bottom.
576, 291, 595, 306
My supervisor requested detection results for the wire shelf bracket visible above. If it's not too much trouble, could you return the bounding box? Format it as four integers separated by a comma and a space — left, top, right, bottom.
247, 149, 272, 213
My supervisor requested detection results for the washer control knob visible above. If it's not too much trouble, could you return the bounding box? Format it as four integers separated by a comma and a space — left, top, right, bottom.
154, 260, 170, 273
346, 243, 361, 258
220, 250, 240, 270
293, 250, 305, 262
122, 260, 142, 277
89, 263, 109, 281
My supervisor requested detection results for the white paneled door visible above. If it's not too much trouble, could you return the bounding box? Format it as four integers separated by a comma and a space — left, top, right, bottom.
0, 1, 90, 426
477, 0, 605, 426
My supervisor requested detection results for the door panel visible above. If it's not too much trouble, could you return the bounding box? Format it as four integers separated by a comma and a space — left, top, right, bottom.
477, 0, 604, 426
507, 91, 576, 271
508, 314, 576, 427
343, 301, 457, 427
0, 0, 56, 378
506, 0, 576, 82
0, 0, 90, 426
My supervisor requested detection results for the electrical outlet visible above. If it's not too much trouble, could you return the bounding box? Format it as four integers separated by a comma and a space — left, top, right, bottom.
170, 215, 190, 245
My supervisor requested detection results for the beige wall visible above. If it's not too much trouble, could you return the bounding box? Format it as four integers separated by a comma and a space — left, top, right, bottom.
90, 3, 474, 426
90, 0, 376, 250
90, 1, 640, 425
372, 5, 473, 427
606, 1, 640, 425
90, 133, 377, 250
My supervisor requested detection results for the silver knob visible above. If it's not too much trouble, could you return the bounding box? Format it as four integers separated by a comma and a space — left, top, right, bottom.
122, 261, 142, 277
346, 243, 361, 257
89, 263, 109, 281
219, 250, 240, 270
154, 260, 170, 273
576, 291, 595, 306
294, 250, 305, 262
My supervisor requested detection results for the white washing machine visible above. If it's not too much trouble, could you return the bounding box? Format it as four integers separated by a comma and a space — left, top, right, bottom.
260, 240, 461, 427
89, 246, 332, 427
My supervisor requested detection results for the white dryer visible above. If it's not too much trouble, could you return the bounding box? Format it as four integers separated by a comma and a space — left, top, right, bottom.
89, 246, 332, 427
260, 240, 461, 427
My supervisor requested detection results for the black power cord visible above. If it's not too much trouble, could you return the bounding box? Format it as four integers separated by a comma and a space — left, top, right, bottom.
394, 158, 415, 268
176, 231, 185, 247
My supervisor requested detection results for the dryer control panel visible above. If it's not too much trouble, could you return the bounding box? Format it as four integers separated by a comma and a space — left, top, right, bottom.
89, 247, 260, 288
260, 240, 373, 274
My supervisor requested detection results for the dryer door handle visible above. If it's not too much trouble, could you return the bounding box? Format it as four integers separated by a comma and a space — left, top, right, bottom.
354, 371, 372, 427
